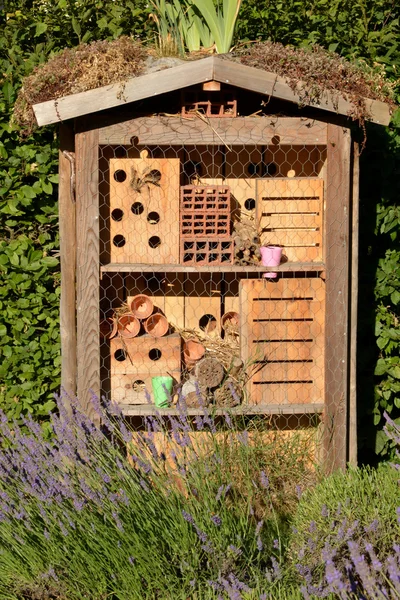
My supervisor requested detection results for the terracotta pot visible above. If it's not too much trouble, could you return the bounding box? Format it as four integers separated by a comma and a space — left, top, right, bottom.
130, 294, 154, 320
221, 311, 239, 331
144, 313, 169, 337
183, 339, 205, 369
118, 313, 141, 338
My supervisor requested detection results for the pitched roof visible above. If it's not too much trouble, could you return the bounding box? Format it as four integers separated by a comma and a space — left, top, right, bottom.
32, 55, 391, 127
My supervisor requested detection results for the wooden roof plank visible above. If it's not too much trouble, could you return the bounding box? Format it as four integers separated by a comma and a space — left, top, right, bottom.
212, 56, 391, 126
32, 55, 391, 127
33, 57, 215, 126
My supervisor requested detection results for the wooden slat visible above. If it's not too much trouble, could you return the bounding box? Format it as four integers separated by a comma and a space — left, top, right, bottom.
100, 262, 326, 273
251, 299, 321, 319
251, 382, 316, 405
249, 320, 320, 341
76, 127, 100, 421
252, 340, 312, 361
261, 199, 321, 213
98, 116, 327, 146
349, 140, 359, 466
59, 125, 76, 402
324, 124, 351, 472
257, 178, 323, 198
250, 361, 314, 382
119, 402, 325, 416
33, 57, 214, 126
263, 214, 320, 229
212, 56, 391, 126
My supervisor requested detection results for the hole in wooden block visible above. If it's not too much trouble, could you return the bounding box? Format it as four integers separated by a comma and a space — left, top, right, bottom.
148, 348, 162, 361
131, 202, 144, 215
113, 234, 126, 247
114, 349, 126, 361
111, 208, 124, 221
133, 380, 145, 391
244, 198, 256, 211
114, 169, 127, 182
148, 236, 161, 248
263, 162, 277, 176
199, 314, 217, 333
148, 169, 162, 184
147, 211, 160, 224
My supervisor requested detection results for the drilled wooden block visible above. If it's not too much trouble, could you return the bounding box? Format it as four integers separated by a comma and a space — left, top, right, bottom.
110, 334, 181, 404
180, 239, 234, 265
109, 157, 180, 264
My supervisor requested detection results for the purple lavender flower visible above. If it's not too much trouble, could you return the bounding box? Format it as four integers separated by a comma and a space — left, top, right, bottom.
128, 556, 135, 565
182, 510, 195, 525
211, 514, 222, 526
256, 537, 263, 551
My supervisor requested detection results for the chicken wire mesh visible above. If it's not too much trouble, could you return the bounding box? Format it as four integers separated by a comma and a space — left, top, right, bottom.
77, 106, 351, 465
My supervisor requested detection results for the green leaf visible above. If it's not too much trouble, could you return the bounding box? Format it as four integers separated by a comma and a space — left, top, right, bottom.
35, 22, 48, 37
2, 82, 14, 105
390, 290, 400, 305
71, 16, 81, 38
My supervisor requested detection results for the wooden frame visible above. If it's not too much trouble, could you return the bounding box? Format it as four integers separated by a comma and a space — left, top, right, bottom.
323, 123, 351, 471
42, 55, 388, 471
59, 124, 76, 400
75, 125, 100, 422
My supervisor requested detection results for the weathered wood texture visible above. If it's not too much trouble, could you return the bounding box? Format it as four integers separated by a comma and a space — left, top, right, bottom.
34, 57, 214, 126
59, 124, 76, 400
349, 141, 359, 466
33, 56, 391, 127
240, 278, 325, 405
212, 57, 391, 126
76, 128, 100, 421
324, 124, 351, 472
98, 116, 327, 146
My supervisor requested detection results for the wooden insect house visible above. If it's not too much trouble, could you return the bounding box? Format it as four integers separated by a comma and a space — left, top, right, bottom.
32, 54, 391, 471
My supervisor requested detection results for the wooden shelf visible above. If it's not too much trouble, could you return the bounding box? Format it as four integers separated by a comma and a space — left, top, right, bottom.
101, 262, 325, 274
119, 403, 324, 417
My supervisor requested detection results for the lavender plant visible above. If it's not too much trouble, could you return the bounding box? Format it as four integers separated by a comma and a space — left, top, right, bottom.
0, 391, 317, 599
291, 414, 400, 599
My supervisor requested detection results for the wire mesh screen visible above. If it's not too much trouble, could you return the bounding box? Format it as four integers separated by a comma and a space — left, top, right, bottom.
81, 107, 350, 466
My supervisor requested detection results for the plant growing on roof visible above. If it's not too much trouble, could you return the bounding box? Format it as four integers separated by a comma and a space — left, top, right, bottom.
150, 0, 242, 55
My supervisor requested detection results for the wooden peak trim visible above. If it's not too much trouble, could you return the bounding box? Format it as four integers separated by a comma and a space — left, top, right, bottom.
32, 55, 391, 128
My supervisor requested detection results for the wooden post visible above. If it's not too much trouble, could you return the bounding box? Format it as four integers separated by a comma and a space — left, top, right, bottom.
324, 124, 351, 472
59, 124, 76, 401
75, 125, 100, 422
349, 141, 360, 466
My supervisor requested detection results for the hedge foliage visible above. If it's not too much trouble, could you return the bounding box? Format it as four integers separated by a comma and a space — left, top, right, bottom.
0, 0, 399, 458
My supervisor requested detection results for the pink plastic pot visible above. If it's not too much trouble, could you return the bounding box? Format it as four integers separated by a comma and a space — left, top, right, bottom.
260, 246, 282, 278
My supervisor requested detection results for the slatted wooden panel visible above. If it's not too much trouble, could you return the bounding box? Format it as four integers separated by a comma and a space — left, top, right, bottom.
256, 178, 324, 263
110, 334, 181, 403
240, 278, 325, 405
109, 157, 180, 264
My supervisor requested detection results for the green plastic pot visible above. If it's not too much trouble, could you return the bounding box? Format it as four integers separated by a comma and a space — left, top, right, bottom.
151, 376, 173, 408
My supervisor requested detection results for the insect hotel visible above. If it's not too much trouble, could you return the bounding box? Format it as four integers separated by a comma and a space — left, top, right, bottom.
32, 54, 391, 471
